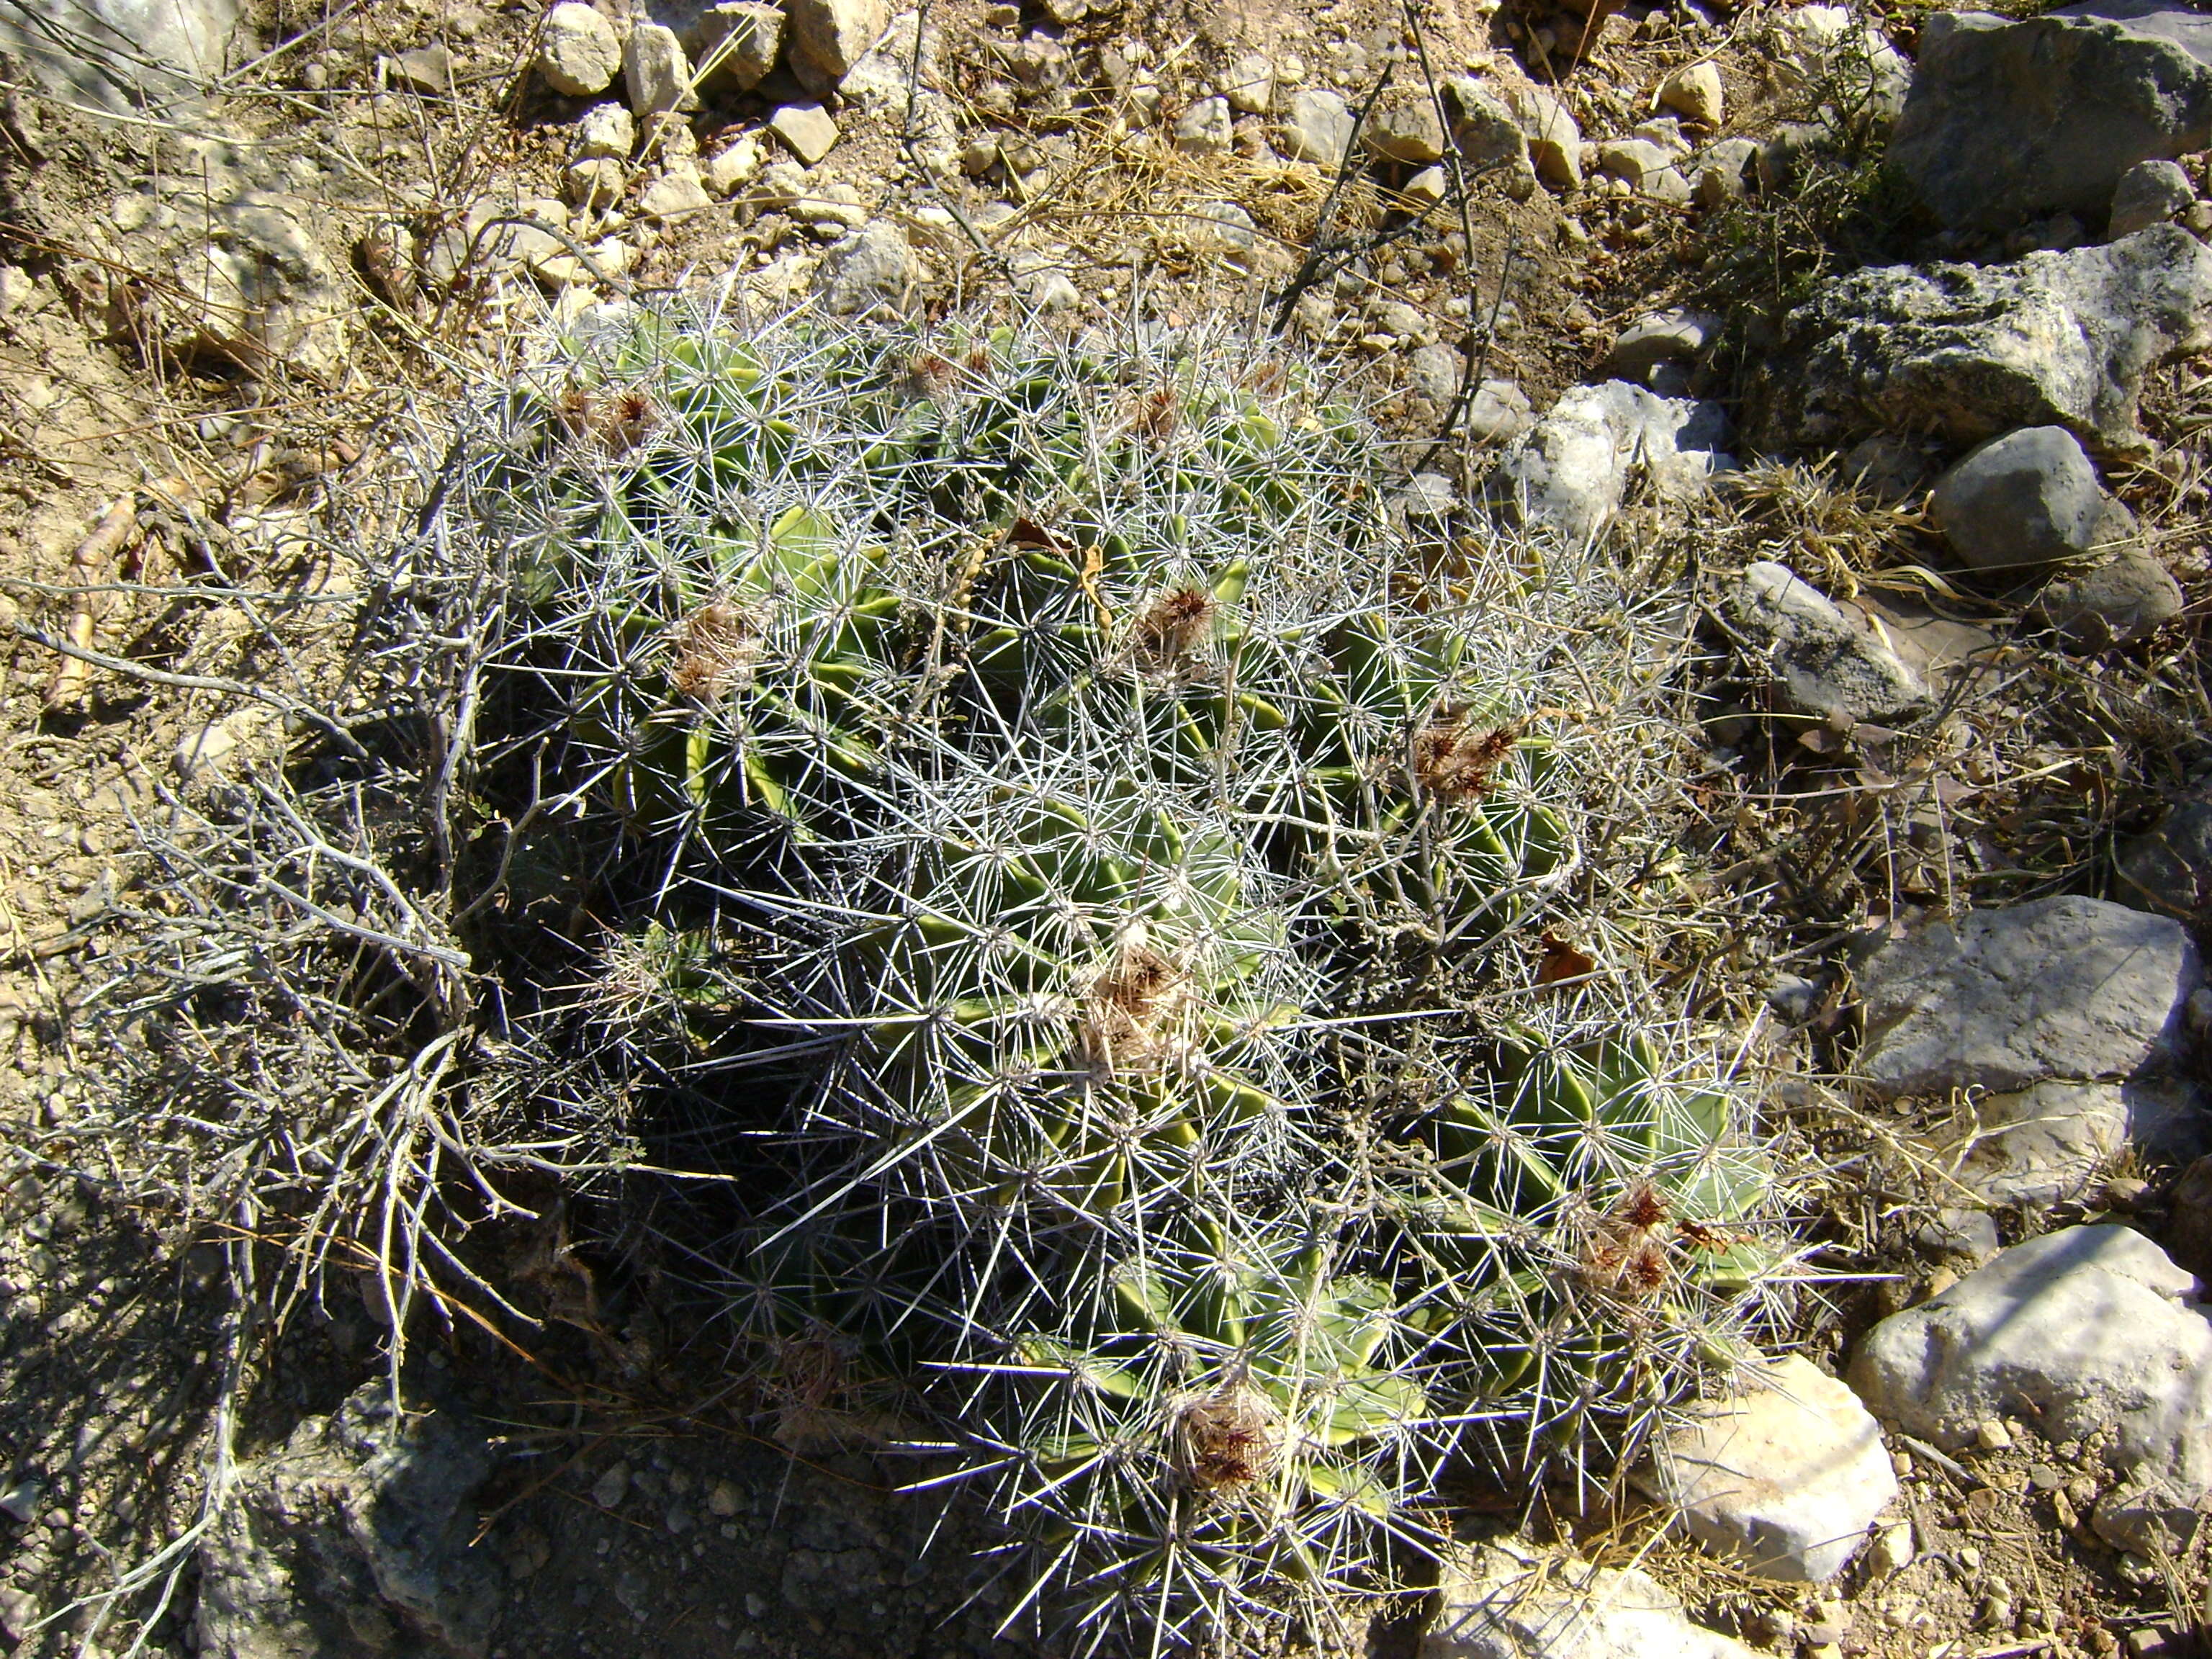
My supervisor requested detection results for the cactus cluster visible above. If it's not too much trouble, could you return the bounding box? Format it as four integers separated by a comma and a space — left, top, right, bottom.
467, 303, 1784, 1647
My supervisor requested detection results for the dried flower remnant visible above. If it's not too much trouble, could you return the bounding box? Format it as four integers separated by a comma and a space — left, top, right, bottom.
556, 384, 660, 455
1412, 713, 1518, 801
907, 351, 959, 400
668, 600, 762, 703
1131, 585, 1215, 672
1174, 1384, 1285, 1493
1534, 934, 1596, 986
1128, 382, 1181, 443
1577, 1181, 1673, 1300
1079, 930, 1193, 1078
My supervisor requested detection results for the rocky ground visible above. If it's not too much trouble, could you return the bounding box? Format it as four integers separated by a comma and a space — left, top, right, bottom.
0, 0, 2210, 1655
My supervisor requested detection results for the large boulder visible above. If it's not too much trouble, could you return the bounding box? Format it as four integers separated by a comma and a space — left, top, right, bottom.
1728, 562, 1933, 729
1933, 1077, 2205, 1206
1761, 225, 2212, 455
1928, 426, 2120, 577
197, 1383, 498, 1659
1889, 3, 2212, 235
1854, 895, 2198, 1100
1638, 1354, 1897, 1583
1767, 4, 1912, 124
0, 0, 241, 113
104, 184, 349, 380
2118, 793, 2212, 921
1491, 382, 1735, 544
1850, 1225, 2212, 1549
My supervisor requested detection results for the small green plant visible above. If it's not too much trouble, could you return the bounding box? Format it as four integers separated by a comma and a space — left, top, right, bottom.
471, 305, 1788, 1649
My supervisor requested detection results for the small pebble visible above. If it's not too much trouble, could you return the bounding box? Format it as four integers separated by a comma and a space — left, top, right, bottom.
708, 1479, 741, 1518
590, 1462, 630, 1509
1974, 1418, 2013, 1452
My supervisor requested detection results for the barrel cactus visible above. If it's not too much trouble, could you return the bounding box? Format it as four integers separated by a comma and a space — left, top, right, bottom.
462, 300, 1788, 1647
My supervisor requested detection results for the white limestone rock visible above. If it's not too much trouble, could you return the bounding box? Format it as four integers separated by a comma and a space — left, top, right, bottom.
1641, 1354, 1897, 1583
1851, 1226, 2212, 1527
538, 2, 621, 97
1492, 382, 1735, 544
1425, 1543, 1763, 1659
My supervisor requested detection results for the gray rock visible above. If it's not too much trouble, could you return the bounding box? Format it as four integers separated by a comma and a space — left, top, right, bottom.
638, 166, 714, 223
993, 32, 1068, 90
2092, 1473, 2203, 1554
590, 1460, 630, 1509
1693, 137, 1760, 207
565, 156, 625, 211
2112, 157, 2198, 238
624, 23, 699, 116
2033, 545, 2185, 647
1394, 473, 1460, 535
770, 102, 840, 166
1766, 4, 1912, 123
0, 0, 240, 114
1639, 1354, 1896, 1583
745, 159, 809, 212
1930, 426, 2113, 577
1173, 95, 1233, 156
1604, 307, 1722, 385
1756, 120, 1835, 195
785, 0, 889, 90
112, 186, 349, 380
1463, 377, 1535, 444
2167, 1151, 2212, 1282
1408, 342, 1463, 405
423, 197, 569, 289
1856, 895, 2198, 1100
196, 1383, 498, 1659
1938, 1079, 2131, 1206
1766, 225, 2212, 454
1850, 1226, 2212, 1514
1365, 86, 1447, 164
1192, 199, 1257, 251
1425, 1544, 1762, 1659
1632, 116, 1693, 157
1494, 383, 1735, 544
688, 1, 783, 94
1889, 6, 2212, 234
1508, 85, 1582, 193
539, 4, 620, 96
1279, 89, 1355, 169
387, 43, 451, 96
1220, 52, 1273, 115
1595, 137, 1676, 190
2118, 793, 2212, 922
1729, 562, 1933, 728
1401, 166, 1448, 210
701, 135, 761, 195
1917, 1206, 2002, 1264
1010, 252, 1078, 312
575, 101, 635, 161
1367, 298, 1424, 338
1659, 61, 1723, 125
1441, 77, 1536, 199
789, 179, 866, 229
811, 220, 918, 316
